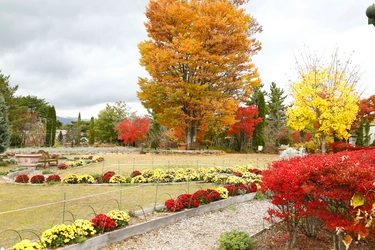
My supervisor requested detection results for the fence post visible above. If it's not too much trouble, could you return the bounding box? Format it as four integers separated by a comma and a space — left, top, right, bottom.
62, 192, 66, 223
119, 185, 123, 210
154, 181, 159, 210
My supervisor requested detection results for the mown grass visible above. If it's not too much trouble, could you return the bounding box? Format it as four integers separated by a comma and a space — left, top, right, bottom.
0, 153, 278, 248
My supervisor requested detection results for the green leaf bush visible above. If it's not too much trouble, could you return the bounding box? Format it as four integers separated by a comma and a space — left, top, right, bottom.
217, 230, 257, 250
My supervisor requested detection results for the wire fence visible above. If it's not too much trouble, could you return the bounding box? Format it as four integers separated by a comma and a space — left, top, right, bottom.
1, 148, 279, 249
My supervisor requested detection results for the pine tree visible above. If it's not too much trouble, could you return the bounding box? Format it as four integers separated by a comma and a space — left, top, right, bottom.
88, 117, 95, 145
51, 106, 56, 146
58, 130, 63, 144
0, 94, 12, 153
267, 82, 287, 146
248, 86, 266, 151
45, 106, 52, 147
74, 113, 81, 146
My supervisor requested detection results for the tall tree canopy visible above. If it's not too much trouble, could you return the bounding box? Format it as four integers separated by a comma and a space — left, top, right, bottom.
117, 117, 151, 145
267, 82, 287, 146
248, 85, 266, 151
227, 105, 262, 152
0, 94, 11, 153
138, 0, 261, 146
95, 101, 136, 143
351, 95, 375, 130
287, 48, 360, 153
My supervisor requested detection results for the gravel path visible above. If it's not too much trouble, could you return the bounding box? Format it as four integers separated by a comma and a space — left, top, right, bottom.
100, 199, 273, 250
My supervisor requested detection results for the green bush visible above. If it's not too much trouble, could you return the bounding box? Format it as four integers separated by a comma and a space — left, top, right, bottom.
217, 230, 257, 250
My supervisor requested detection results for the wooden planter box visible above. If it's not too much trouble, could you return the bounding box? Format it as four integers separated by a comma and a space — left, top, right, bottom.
177, 143, 187, 150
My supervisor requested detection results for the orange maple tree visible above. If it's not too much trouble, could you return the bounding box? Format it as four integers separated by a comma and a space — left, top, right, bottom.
137, 0, 261, 145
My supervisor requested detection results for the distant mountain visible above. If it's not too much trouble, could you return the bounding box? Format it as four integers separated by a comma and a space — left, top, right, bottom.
56, 116, 76, 125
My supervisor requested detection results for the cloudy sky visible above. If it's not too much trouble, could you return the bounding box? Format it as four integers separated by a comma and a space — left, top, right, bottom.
0, 0, 374, 119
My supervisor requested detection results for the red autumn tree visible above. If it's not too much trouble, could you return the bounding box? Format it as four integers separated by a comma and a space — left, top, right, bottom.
227, 105, 262, 152
351, 95, 375, 130
117, 117, 151, 145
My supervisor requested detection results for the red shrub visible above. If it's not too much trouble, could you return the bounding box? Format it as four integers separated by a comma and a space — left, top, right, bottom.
46, 174, 61, 182
249, 168, 262, 175
30, 175, 45, 184
207, 189, 221, 202
193, 190, 211, 204
58, 163, 68, 169
329, 142, 354, 153
224, 183, 257, 196
177, 194, 200, 209
233, 172, 243, 177
15, 174, 29, 183
90, 214, 116, 232
97, 171, 115, 183
262, 149, 375, 247
131, 170, 142, 177
165, 198, 184, 212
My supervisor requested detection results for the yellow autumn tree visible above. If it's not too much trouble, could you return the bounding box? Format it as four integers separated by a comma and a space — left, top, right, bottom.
137, 0, 261, 147
287, 48, 360, 153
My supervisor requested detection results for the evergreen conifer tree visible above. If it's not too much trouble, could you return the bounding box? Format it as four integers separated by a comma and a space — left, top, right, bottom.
356, 121, 364, 146
88, 117, 95, 145
267, 82, 287, 146
0, 94, 11, 153
75, 113, 81, 146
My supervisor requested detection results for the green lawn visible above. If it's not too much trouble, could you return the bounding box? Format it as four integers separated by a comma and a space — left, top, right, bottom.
0, 153, 278, 248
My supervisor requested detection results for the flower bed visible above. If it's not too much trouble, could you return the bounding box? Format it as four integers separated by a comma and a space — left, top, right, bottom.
11, 183, 257, 249
12, 165, 263, 187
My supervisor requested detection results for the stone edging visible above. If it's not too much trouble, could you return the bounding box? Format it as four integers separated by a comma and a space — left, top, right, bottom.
60, 193, 256, 250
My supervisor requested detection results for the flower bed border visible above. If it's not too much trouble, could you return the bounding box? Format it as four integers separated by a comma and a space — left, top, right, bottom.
61, 192, 256, 250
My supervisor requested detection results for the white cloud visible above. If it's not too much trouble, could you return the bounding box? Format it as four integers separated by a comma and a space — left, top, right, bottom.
0, 0, 374, 120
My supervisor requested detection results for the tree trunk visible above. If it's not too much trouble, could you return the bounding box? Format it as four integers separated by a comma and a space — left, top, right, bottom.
333, 232, 346, 250
185, 125, 197, 149
321, 132, 326, 154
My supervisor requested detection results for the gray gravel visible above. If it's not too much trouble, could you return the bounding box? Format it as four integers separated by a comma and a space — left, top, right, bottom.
101, 199, 273, 250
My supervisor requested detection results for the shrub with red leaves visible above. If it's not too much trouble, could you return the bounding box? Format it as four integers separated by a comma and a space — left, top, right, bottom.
177, 193, 200, 209
130, 170, 142, 178
224, 183, 257, 196
46, 174, 61, 182
207, 189, 221, 202
15, 174, 29, 183
97, 171, 115, 183
90, 214, 117, 233
249, 168, 262, 175
30, 175, 45, 184
58, 163, 67, 169
193, 190, 211, 204
262, 149, 375, 247
165, 198, 184, 212
233, 172, 243, 177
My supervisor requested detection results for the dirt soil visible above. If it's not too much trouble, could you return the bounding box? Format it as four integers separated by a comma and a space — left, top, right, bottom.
253, 223, 375, 250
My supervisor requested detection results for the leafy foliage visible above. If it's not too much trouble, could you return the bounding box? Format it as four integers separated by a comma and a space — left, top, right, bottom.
117, 117, 151, 144
248, 87, 266, 151
262, 149, 375, 248
138, 0, 261, 144
0, 94, 11, 153
266, 82, 287, 146
227, 105, 262, 152
352, 95, 375, 130
95, 101, 136, 143
287, 48, 360, 153
218, 230, 257, 250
